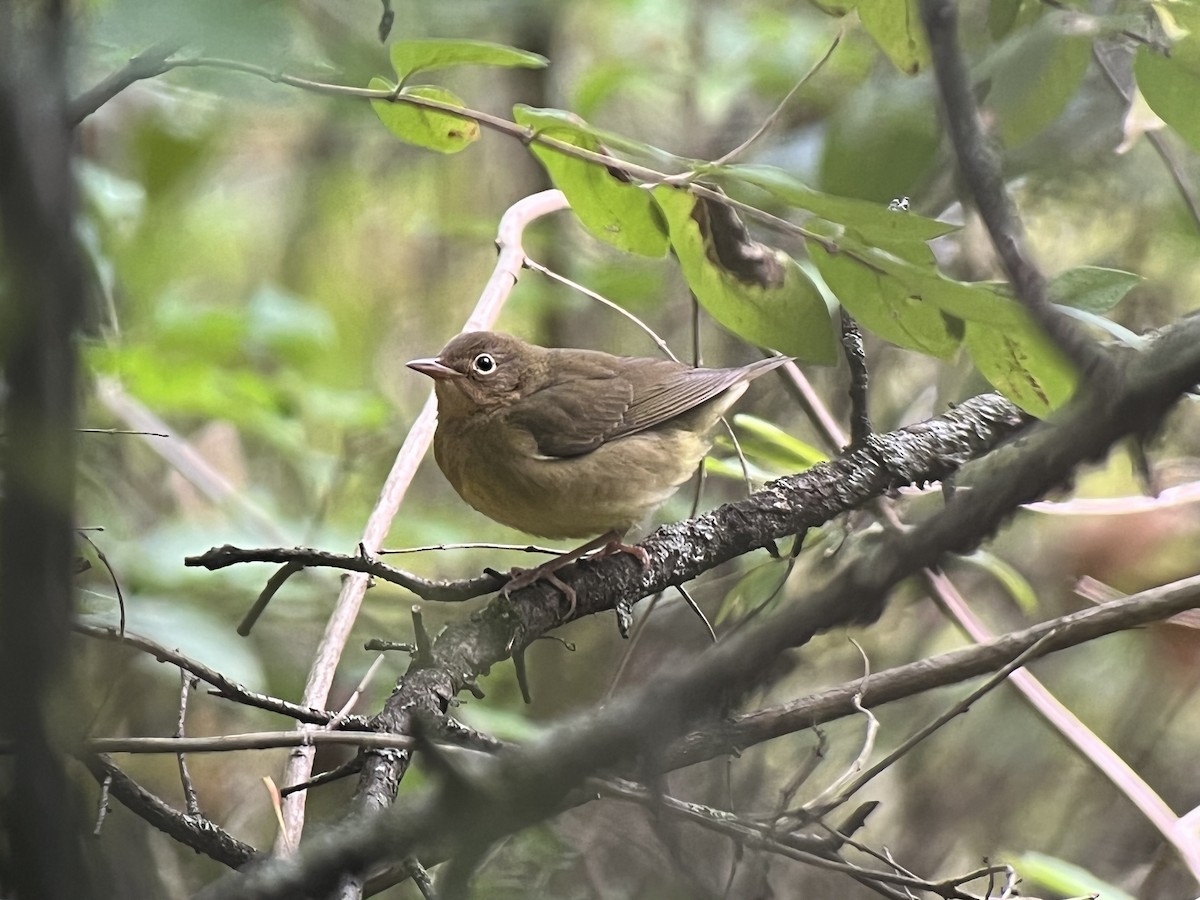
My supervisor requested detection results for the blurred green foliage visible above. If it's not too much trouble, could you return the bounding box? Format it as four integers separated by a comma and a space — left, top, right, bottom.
64, 0, 1200, 896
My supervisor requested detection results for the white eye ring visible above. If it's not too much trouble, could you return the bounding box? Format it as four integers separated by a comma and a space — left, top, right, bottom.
472, 352, 497, 375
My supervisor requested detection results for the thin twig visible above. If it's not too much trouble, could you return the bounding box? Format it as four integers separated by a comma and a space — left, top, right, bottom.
675, 583, 717, 643
83, 731, 417, 755
381, 542, 562, 555
68, 40, 182, 124
72, 623, 346, 726
840, 309, 871, 447
176, 671, 201, 817
187, 544, 505, 605
711, 27, 844, 166
812, 632, 1056, 814
78, 531, 126, 634
238, 560, 303, 635
76, 427, 169, 437
328, 654, 388, 730
523, 255, 680, 361
92, 773, 112, 836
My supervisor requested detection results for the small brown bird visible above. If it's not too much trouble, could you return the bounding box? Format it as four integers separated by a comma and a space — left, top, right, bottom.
407, 331, 787, 612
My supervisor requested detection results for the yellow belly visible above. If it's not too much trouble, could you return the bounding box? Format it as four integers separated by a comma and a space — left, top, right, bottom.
433, 415, 712, 539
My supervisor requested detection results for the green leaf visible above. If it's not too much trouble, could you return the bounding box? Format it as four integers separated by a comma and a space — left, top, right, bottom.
963, 315, 1078, 416
369, 79, 479, 154
819, 75, 940, 202
652, 185, 837, 363
982, 14, 1092, 147
514, 104, 690, 167
956, 550, 1039, 613
1136, 39, 1200, 155
1016, 853, 1136, 900
988, 0, 1025, 39
809, 0, 859, 14
513, 105, 668, 256
731, 413, 830, 474
857, 0, 929, 75
389, 39, 548, 83
1047, 266, 1142, 314
834, 240, 1031, 327
721, 164, 957, 247
808, 240, 960, 359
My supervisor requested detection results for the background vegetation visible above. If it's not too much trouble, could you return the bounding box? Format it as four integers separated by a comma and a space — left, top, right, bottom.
3, 0, 1200, 898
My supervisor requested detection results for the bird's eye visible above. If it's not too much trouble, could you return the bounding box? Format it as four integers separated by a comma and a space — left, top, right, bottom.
471, 352, 497, 375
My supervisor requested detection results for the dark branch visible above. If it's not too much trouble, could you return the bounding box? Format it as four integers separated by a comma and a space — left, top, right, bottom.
68, 41, 180, 124
839, 308, 871, 447
73, 623, 354, 727
81, 754, 257, 869
185, 545, 505, 604
667, 572, 1200, 767
919, 0, 1117, 387
0, 6, 93, 897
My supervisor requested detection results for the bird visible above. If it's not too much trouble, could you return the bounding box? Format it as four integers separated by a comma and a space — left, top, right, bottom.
407, 331, 788, 615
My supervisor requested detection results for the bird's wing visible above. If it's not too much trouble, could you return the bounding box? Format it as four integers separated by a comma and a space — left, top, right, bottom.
619, 356, 785, 436
509, 354, 786, 458
504, 351, 636, 457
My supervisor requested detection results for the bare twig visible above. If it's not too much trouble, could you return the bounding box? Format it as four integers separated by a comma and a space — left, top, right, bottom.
83, 731, 416, 755
78, 531, 126, 635
237, 560, 303, 635
811, 632, 1056, 815
665, 573, 1200, 771
176, 671, 201, 817
328, 654, 388, 731
840, 309, 871, 447
72, 623, 346, 726
675, 583, 717, 643
1090, 44, 1200, 233
80, 754, 255, 869
68, 41, 181, 124
711, 27, 844, 167
187, 544, 506, 605
523, 255, 680, 361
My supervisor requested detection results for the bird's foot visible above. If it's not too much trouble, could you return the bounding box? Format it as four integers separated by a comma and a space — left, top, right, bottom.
501, 564, 578, 620
498, 530, 646, 621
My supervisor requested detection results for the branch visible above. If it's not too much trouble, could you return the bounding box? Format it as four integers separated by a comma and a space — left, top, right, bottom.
0, 7, 93, 897
919, 0, 1117, 386
73, 623, 349, 726
184, 545, 504, 604
195, 313, 1200, 900
81, 754, 256, 869
68, 41, 180, 124
666, 572, 1200, 768
84, 731, 414, 755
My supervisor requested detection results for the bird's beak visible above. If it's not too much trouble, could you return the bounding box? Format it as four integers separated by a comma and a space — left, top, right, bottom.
406, 357, 459, 380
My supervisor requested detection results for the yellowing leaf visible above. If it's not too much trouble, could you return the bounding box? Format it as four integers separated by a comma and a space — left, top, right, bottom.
370, 80, 479, 154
